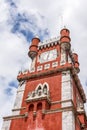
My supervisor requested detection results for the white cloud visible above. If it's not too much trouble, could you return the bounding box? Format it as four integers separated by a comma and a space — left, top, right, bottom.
0, 1, 30, 128
0, 30, 29, 75
0, 29, 30, 128
0, 0, 87, 129
0, 0, 9, 23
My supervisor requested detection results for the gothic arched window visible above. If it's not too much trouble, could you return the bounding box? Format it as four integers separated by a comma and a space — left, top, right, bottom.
43, 82, 49, 95
43, 85, 47, 95
38, 86, 42, 96
35, 84, 43, 95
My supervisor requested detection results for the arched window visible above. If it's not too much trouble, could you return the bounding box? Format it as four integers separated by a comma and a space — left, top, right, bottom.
37, 102, 42, 111
29, 104, 34, 111
43, 85, 47, 95
38, 86, 42, 91
36, 84, 43, 91
37, 86, 42, 96
35, 84, 43, 96
43, 82, 49, 95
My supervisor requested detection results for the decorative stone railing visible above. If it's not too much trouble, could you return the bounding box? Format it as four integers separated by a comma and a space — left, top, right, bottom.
26, 90, 50, 102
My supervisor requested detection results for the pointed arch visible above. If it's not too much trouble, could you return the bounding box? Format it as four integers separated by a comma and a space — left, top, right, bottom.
35, 83, 43, 91
35, 83, 43, 96
43, 82, 49, 90
43, 82, 49, 95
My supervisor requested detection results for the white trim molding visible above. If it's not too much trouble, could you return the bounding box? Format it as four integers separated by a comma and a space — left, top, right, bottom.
61, 70, 75, 130
1, 120, 11, 130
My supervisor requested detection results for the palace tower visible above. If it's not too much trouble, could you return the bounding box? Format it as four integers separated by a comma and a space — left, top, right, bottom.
2, 28, 87, 130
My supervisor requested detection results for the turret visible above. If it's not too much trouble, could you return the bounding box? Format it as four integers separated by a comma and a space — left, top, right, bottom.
73, 53, 80, 73
28, 37, 40, 59
60, 28, 71, 51
60, 28, 71, 65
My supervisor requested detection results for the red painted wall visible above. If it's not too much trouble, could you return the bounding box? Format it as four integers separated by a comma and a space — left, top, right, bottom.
10, 73, 62, 130
10, 28, 86, 130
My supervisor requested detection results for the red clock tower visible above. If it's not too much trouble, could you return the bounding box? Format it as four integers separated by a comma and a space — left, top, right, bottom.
2, 28, 87, 130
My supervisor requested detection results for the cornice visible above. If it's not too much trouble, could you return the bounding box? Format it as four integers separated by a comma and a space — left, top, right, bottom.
17, 64, 72, 81
3, 114, 27, 121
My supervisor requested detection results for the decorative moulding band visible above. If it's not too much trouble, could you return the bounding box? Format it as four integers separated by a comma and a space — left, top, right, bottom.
17, 65, 72, 81
12, 107, 26, 111
3, 113, 27, 121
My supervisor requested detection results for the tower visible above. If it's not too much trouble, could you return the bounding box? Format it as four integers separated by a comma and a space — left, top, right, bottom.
1, 28, 87, 130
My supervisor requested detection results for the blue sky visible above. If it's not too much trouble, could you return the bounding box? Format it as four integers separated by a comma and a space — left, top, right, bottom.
0, 0, 87, 128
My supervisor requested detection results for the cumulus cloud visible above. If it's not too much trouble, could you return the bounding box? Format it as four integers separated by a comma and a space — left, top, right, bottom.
0, 19, 29, 128
0, 0, 87, 128
0, 0, 50, 128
